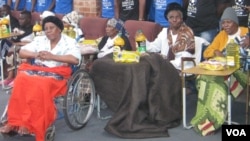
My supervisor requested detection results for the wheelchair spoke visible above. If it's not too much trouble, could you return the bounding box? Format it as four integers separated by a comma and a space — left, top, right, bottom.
63, 69, 95, 130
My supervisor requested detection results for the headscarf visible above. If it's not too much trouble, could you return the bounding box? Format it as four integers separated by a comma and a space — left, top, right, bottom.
62, 11, 83, 27
42, 16, 64, 31
107, 18, 128, 37
40, 11, 55, 20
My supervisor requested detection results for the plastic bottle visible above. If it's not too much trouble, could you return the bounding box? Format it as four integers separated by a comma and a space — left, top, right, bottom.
1, 17, 10, 37
62, 27, 69, 36
114, 32, 125, 49
226, 39, 240, 69
0, 20, 3, 38
113, 33, 124, 60
135, 29, 146, 53
32, 21, 42, 36
68, 27, 76, 39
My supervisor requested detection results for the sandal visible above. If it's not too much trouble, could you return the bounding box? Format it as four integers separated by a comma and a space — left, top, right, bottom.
0, 124, 16, 134
18, 126, 30, 136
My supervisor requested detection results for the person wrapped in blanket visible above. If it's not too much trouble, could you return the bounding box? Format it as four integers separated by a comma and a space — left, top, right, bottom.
0, 16, 81, 141
191, 7, 250, 136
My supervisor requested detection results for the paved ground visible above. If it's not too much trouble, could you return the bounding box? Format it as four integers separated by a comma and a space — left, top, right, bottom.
0, 88, 248, 141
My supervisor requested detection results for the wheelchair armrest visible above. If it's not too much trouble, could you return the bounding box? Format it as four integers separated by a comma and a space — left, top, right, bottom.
83, 53, 97, 62
181, 57, 197, 82
181, 57, 196, 71
82, 53, 98, 72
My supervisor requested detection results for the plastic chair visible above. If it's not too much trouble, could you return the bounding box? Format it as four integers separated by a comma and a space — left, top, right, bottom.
181, 36, 210, 129
181, 36, 210, 94
79, 17, 108, 40
31, 12, 42, 25
79, 17, 112, 119
124, 20, 162, 50
181, 36, 210, 69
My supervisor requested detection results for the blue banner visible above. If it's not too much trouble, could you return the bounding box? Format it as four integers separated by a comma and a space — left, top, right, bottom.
101, 0, 114, 18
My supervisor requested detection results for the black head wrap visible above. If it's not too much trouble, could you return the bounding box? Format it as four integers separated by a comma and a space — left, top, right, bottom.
164, 2, 186, 21
42, 16, 64, 31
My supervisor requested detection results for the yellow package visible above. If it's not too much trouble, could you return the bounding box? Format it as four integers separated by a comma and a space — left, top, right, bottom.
113, 47, 140, 63
81, 39, 98, 46
198, 58, 226, 71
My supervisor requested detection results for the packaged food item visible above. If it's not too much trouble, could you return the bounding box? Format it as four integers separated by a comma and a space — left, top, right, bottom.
113, 46, 140, 63
198, 57, 226, 71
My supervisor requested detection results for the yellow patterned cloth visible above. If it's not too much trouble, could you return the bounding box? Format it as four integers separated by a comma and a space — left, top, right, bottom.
191, 70, 247, 136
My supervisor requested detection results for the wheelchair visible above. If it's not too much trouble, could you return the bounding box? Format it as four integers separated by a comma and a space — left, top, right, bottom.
45, 67, 96, 141
0, 47, 96, 141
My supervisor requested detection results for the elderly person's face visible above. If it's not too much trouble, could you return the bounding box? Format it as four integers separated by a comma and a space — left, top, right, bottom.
221, 20, 238, 35
167, 10, 183, 29
105, 25, 118, 38
44, 22, 62, 41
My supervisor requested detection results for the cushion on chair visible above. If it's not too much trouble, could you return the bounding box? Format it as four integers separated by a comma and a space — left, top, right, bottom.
124, 20, 162, 51
11, 11, 21, 20
31, 12, 42, 25
55, 13, 64, 20
79, 17, 108, 40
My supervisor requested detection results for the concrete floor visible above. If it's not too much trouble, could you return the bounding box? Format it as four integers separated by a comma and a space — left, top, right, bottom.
0, 88, 249, 141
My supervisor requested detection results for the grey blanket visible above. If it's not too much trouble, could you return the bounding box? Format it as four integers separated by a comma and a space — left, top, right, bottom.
90, 53, 182, 138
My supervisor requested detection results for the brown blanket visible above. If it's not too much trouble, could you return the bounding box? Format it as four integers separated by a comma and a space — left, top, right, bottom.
90, 53, 182, 138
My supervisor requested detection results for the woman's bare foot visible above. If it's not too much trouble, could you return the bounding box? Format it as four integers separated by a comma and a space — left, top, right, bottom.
18, 126, 30, 135
0, 124, 16, 134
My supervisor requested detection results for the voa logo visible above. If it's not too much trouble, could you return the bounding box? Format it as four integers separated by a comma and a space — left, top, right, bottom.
189, 0, 197, 7
226, 129, 246, 136
235, 0, 244, 6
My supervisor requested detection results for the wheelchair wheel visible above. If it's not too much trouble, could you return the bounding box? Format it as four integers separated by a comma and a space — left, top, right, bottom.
63, 69, 96, 130
45, 125, 55, 141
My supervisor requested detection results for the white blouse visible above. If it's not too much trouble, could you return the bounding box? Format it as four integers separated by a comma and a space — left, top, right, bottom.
97, 35, 119, 58
21, 34, 81, 67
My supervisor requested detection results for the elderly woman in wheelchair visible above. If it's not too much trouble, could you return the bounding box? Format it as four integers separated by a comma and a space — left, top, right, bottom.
0, 16, 82, 141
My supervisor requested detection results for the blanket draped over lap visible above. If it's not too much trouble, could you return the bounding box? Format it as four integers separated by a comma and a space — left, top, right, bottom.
90, 53, 182, 138
7, 63, 71, 141
191, 70, 247, 136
